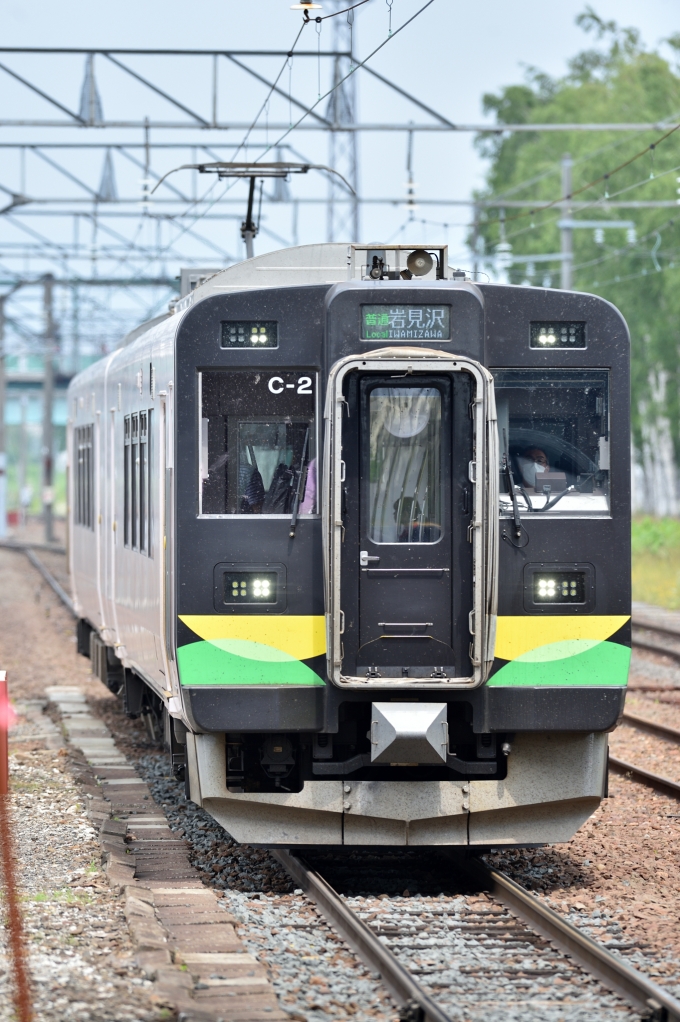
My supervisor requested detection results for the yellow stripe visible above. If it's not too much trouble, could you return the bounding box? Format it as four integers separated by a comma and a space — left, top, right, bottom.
495, 615, 630, 661
179, 615, 326, 661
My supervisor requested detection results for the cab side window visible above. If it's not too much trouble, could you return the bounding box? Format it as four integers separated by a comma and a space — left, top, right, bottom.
495, 369, 610, 518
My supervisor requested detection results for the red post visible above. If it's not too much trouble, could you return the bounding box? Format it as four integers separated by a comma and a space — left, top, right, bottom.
0, 671, 33, 1021
0, 671, 7, 796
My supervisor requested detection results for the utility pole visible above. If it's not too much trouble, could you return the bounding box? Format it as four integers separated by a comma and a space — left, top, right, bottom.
560, 153, 573, 290
0, 297, 6, 540
326, 1, 359, 242
42, 274, 55, 544
471, 204, 480, 282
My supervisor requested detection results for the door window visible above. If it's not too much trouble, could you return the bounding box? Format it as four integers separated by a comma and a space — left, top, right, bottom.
367, 386, 442, 543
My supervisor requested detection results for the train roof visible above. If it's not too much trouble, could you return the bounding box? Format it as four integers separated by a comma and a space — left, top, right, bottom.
172, 242, 455, 316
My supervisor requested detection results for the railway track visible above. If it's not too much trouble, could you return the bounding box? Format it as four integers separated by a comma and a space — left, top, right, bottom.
275, 848, 680, 1022
612, 711, 680, 799
13, 545, 680, 1021
632, 604, 680, 663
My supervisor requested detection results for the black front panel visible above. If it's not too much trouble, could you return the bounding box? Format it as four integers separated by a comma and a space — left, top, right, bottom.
175, 277, 629, 747
176, 286, 329, 726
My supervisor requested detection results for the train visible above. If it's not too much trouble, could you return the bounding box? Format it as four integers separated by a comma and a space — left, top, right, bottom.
68, 242, 631, 847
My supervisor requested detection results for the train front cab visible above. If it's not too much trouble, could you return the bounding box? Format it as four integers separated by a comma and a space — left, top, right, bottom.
174, 276, 629, 847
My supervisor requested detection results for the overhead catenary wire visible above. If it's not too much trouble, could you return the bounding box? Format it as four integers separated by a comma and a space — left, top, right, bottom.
489, 157, 680, 250
476, 113, 680, 207
250, 0, 437, 161
133, 0, 437, 273
497, 118, 680, 225
572, 214, 678, 273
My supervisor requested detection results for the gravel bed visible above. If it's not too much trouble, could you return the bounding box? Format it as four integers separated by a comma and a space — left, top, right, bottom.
348, 893, 638, 1022
6, 544, 680, 1019
0, 549, 102, 702
609, 722, 680, 781
136, 752, 293, 894
628, 648, 680, 696
224, 892, 393, 1021
128, 750, 395, 1022
0, 550, 169, 1019
0, 743, 167, 1021
625, 691, 680, 730
485, 775, 680, 999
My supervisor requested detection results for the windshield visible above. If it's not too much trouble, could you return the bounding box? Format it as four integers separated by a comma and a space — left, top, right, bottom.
494, 369, 610, 517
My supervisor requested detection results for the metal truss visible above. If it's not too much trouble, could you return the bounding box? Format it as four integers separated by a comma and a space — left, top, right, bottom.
0, 48, 673, 132
0, 44, 674, 361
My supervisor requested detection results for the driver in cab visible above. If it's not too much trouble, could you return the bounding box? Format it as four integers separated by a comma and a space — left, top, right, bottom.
518, 447, 550, 491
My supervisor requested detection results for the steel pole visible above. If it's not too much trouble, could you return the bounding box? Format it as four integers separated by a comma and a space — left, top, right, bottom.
560, 153, 573, 290
0, 298, 6, 539
42, 274, 55, 543
241, 176, 257, 259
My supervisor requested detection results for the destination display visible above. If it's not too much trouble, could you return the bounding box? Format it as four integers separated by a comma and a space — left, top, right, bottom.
361, 305, 450, 341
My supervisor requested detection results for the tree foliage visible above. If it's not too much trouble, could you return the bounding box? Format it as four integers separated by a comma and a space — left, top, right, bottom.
472, 8, 680, 462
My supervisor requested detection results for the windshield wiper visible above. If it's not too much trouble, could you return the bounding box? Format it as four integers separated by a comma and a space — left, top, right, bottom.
289, 427, 310, 539
502, 428, 523, 539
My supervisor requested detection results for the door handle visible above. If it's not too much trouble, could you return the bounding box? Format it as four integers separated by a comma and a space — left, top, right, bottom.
360, 550, 380, 566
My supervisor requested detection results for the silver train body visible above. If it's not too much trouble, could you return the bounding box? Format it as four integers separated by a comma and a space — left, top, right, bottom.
68, 243, 630, 847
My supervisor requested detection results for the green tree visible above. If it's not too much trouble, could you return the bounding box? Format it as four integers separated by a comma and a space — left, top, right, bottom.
472, 8, 680, 486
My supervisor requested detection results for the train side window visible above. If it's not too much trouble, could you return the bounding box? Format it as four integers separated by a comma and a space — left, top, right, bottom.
494, 369, 610, 518
123, 410, 153, 555
140, 411, 148, 553
199, 370, 316, 517
146, 410, 153, 557
124, 415, 131, 546
131, 413, 139, 548
74, 424, 94, 530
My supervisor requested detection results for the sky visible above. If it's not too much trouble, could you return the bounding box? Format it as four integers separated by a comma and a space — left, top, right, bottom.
1, 0, 679, 347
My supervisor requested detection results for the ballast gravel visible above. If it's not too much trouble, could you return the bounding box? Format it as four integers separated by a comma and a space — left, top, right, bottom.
0, 741, 168, 1021
348, 893, 639, 1022
131, 752, 395, 1022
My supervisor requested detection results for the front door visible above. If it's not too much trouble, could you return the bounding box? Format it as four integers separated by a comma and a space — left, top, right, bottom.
340, 371, 473, 681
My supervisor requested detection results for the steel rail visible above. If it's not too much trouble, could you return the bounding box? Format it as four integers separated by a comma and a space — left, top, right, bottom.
609, 755, 680, 799
476, 862, 680, 1022
24, 548, 76, 618
632, 618, 680, 640
1, 543, 76, 617
0, 539, 66, 555
622, 712, 680, 744
632, 631, 680, 663
271, 849, 452, 1022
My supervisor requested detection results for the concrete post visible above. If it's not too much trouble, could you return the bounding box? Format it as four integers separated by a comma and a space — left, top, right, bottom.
560, 153, 573, 290
42, 274, 55, 544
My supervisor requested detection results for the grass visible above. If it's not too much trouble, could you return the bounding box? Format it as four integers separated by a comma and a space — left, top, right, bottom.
632, 516, 680, 608
25, 890, 94, 904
